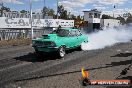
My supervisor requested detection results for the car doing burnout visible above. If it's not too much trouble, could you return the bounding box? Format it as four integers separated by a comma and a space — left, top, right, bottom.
32, 28, 88, 58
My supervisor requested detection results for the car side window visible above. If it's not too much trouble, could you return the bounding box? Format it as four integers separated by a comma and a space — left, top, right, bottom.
57, 29, 69, 37
69, 30, 77, 37
76, 30, 82, 36
51, 29, 69, 37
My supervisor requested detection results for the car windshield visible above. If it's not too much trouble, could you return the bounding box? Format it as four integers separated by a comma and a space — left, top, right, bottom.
52, 29, 69, 37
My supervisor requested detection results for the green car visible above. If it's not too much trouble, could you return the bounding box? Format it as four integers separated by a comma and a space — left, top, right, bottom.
32, 28, 88, 58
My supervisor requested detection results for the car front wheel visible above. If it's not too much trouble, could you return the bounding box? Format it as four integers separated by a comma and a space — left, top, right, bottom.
58, 46, 66, 58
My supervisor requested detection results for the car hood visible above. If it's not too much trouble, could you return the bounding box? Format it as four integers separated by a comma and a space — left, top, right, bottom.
42, 34, 58, 39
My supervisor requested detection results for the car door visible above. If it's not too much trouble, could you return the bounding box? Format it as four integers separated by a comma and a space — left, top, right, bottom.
76, 30, 84, 46
58, 30, 72, 48
57, 29, 76, 49
68, 30, 79, 48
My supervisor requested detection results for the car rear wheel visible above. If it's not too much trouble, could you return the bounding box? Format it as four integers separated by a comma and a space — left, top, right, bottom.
58, 46, 66, 58
77, 45, 82, 51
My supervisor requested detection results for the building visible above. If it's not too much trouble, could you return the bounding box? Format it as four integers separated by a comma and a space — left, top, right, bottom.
102, 10, 132, 18
83, 9, 101, 31
83, 9, 121, 32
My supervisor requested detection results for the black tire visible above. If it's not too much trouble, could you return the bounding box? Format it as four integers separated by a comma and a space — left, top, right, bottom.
77, 45, 82, 51
57, 46, 66, 58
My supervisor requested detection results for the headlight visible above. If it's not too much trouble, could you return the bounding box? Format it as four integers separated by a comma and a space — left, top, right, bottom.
32, 41, 36, 46
49, 42, 56, 47
42, 41, 56, 47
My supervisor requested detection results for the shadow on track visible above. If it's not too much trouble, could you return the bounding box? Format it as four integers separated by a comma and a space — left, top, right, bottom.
111, 53, 132, 57
13, 49, 79, 62
13, 52, 59, 62
106, 59, 132, 66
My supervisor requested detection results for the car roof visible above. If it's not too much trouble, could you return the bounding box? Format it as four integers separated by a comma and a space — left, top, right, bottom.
62, 28, 79, 31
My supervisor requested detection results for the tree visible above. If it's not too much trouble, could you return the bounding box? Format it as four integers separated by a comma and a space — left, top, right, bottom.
116, 16, 126, 25
70, 14, 76, 20
42, 6, 55, 17
102, 14, 114, 19
59, 10, 67, 19
42, 6, 49, 15
20, 10, 28, 14
48, 9, 55, 16
126, 16, 132, 24
57, 5, 68, 19
123, 13, 131, 18
1, 6, 10, 12
57, 5, 64, 15
0, 6, 10, 17
76, 15, 82, 20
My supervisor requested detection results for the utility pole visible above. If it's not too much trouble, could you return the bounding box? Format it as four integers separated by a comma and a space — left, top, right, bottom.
44, 0, 45, 7
0, 2, 3, 17
113, 5, 115, 18
43, 0, 45, 19
57, 0, 58, 19
29, 0, 33, 39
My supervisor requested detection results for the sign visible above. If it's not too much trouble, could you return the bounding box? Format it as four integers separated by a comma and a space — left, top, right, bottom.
0, 17, 74, 28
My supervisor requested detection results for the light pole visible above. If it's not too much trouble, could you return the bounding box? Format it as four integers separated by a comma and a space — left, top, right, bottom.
29, 0, 33, 39
113, 5, 115, 18
0, 2, 3, 17
57, 0, 58, 19
44, 0, 45, 7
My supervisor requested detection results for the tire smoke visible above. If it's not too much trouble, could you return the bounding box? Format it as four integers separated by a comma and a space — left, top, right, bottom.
81, 25, 132, 50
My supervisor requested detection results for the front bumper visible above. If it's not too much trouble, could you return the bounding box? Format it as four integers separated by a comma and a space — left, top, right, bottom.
33, 46, 59, 52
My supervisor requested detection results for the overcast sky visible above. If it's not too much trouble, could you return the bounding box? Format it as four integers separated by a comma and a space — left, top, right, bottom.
0, 0, 132, 15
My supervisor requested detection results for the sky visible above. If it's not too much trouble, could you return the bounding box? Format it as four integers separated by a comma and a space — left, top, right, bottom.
0, 0, 132, 16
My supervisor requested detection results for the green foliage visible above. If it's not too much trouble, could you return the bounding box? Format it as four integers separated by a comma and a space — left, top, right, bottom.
58, 5, 64, 14
0, 6, 10, 12
77, 15, 82, 20
48, 9, 55, 16
102, 14, 114, 19
116, 17, 126, 25
70, 14, 76, 20
57, 5, 82, 20
126, 16, 132, 23
0, 6, 10, 17
57, 5, 68, 19
42, 6, 55, 16
42, 7, 48, 15
20, 10, 28, 13
59, 10, 67, 19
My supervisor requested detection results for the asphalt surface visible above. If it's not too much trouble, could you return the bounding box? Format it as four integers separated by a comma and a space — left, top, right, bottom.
0, 43, 132, 88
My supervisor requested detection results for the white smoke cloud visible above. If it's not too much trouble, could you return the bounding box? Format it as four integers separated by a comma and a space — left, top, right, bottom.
81, 25, 132, 50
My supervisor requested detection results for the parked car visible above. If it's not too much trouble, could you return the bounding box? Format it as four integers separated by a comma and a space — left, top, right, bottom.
32, 28, 88, 58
